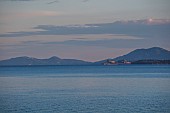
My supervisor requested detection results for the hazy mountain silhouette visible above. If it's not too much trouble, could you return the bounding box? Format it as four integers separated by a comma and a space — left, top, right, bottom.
94, 47, 170, 64
0, 47, 170, 66
114, 47, 170, 61
0, 56, 91, 66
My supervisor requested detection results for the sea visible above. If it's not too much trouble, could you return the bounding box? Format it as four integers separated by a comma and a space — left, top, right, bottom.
0, 65, 170, 113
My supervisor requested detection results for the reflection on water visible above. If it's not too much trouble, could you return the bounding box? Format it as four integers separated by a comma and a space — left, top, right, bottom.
0, 65, 170, 113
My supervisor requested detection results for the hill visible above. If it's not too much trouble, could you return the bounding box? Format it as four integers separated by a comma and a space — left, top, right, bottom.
0, 56, 91, 66
0, 47, 170, 66
94, 47, 170, 65
114, 47, 170, 61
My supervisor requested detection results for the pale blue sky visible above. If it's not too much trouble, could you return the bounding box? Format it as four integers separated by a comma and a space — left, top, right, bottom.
0, 0, 170, 61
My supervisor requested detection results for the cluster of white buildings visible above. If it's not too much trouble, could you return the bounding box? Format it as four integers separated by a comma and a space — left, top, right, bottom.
103, 59, 131, 65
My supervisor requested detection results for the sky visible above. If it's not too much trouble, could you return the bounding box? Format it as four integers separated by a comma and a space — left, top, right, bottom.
0, 0, 170, 61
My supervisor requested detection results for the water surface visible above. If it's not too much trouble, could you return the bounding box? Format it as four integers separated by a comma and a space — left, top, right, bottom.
0, 65, 170, 113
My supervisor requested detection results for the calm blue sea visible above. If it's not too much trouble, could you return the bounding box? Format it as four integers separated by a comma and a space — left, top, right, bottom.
0, 65, 170, 113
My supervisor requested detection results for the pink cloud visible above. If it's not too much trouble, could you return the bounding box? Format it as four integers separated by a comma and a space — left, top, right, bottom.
121, 19, 170, 25
16, 11, 62, 17
0, 11, 62, 20
146, 19, 170, 25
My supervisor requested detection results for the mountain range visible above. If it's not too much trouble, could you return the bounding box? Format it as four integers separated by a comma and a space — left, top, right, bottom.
0, 56, 91, 66
0, 47, 170, 66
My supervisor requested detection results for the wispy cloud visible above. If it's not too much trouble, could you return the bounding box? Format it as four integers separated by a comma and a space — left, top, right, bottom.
82, 0, 90, 2
0, 34, 145, 49
3, 0, 89, 3
47, 0, 59, 4
42, 38, 147, 48
0, 34, 142, 46
25, 11, 61, 17
2, 0, 35, 1
0, 19, 170, 38
0, 11, 62, 20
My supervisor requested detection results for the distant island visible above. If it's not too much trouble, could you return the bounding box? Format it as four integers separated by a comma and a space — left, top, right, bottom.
100, 47, 170, 65
0, 47, 170, 66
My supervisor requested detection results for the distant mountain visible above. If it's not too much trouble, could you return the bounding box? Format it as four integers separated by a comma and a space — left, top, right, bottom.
0, 56, 91, 66
94, 47, 170, 64
1, 47, 170, 66
114, 47, 170, 61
